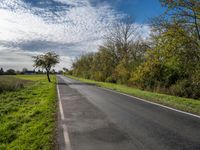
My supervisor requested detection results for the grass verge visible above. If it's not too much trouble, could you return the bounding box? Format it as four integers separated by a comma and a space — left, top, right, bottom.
0, 75, 57, 150
66, 75, 200, 116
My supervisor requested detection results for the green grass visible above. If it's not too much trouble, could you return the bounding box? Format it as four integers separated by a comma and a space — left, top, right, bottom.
0, 75, 57, 150
67, 75, 200, 116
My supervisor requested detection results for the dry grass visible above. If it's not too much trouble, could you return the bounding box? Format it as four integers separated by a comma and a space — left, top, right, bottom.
0, 76, 30, 93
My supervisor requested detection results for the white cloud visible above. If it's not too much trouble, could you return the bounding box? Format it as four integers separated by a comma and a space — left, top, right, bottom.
0, 0, 150, 71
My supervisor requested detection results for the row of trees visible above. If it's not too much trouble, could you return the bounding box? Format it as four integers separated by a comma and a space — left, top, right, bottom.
0, 68, 17, 75
72, 20, 149, 82
71, 0, 200, 99
0, 68, 44, 75
0, 68, 63, 76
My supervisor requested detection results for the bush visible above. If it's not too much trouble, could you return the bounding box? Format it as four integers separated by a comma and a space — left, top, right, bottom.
105, 76, 117, 83
114, 63, 130, 84
169, 79, 200, 99
93, 72, 104, 81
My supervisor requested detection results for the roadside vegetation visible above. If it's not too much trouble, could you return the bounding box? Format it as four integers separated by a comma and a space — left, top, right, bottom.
70, 0, 200, 99
0, 76, 30, 93
67, 75, 200, 115
0, 75, 56, 149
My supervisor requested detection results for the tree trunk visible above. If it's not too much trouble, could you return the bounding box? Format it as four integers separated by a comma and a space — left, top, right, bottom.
193, 11, 200, 41
46, 71, 51, 82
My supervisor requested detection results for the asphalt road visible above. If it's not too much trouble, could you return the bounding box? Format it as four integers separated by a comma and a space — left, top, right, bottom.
57, 75, 200, 150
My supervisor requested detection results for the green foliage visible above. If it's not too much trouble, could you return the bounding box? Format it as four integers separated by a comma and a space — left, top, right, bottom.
33, 52, 59, 82
72, 53, 93, 78
169, 79, 200, 98
72, 40, 146, 83
0, 75, 56, 149
131, 22, 200, 98
114, 63, 130, 84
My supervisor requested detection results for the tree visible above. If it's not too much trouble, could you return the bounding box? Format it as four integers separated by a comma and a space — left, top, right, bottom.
22, 68, 28, 73
160, 0, 200, 41
63, 67, 68, 73
51, 69, 56, 74
0, 68, 4, 75
33, 52, 59, 82
6, 69, 16, 75
72, 53, 94, 78
106, 18, 142, 64
37, 69, 43, 74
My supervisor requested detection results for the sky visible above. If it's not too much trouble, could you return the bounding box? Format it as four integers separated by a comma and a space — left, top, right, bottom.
0, 0, 164, 71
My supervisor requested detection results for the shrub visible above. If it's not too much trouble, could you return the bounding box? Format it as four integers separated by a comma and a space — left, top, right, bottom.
93, 72, 104, 81
105, 76, 117, 83
169, 79, 200, 99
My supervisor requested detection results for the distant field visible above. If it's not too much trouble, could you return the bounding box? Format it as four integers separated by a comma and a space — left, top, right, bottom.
67, 75, 200, 116
0, 75, 57, 149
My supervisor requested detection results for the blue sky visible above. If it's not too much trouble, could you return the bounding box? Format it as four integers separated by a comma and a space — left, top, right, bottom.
0, 0, 164, 70
115, 0, 164, 23
91, 0, 165, 23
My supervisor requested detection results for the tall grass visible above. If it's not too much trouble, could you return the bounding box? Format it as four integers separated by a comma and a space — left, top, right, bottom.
0, 76, 27, 93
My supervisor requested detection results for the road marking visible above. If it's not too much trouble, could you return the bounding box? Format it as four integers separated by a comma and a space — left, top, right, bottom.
57, 77, 72, 150
63, 75, 200, 119
60, 75, 73, 83
99, 87, 200, 119
62, 125, 72, 150
57, 84, 65, 120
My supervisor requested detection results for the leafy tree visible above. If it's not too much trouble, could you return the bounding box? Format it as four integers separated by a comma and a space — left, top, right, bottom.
33, 52, 59, 82
92, 46, 117, 81
6, 69, 16, 75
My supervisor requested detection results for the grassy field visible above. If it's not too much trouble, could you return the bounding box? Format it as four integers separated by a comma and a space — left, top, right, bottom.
0, 75, 57, 150
67, 75, 200, 116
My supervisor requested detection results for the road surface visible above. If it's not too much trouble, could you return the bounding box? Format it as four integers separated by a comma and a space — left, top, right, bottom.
56, 75, 200, 150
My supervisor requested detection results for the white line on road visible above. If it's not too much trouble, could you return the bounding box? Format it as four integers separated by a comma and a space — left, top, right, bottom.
57, 84, 65, 120
62, 125, 72, 150
61, 76, 73, 83
57, 78, 72, 150
63, 75, 200, 119
99, 87, 200, 119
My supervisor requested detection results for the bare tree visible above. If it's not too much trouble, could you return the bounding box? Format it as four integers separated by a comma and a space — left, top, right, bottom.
105, 17, 143, 64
